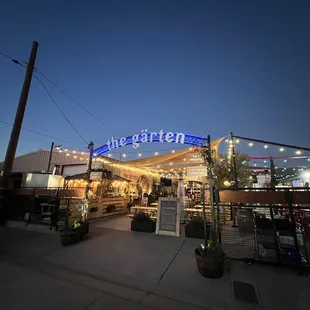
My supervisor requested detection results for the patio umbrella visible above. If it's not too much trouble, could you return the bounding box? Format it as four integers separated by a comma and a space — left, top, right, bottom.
177, 179, 186, 222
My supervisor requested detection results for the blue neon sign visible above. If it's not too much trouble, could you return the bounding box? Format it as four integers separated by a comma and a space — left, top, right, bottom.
93, 130, 207, 157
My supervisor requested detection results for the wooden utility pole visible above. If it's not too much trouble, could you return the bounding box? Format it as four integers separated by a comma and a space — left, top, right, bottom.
47, 142, 54, 174
1, 41, 39, 188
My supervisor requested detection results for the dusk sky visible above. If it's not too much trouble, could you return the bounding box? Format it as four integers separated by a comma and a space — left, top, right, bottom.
0, 0, 309, 163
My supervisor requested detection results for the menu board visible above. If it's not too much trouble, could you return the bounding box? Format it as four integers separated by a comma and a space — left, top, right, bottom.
156, 198, 180, 237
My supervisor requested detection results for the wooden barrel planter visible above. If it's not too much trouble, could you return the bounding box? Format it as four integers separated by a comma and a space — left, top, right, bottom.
195, 247, 225, 278
60, 221, 89, 246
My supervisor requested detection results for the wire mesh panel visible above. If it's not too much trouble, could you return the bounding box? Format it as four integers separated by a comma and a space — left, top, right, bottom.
217, 203, 310, 270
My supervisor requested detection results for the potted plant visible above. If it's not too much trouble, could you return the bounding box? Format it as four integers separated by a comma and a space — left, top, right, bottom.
131, 212, 156, 233
195, 240, 225, 278
60, 220, 89, 246
185, 214, 210, 239
194, 135, 225, 278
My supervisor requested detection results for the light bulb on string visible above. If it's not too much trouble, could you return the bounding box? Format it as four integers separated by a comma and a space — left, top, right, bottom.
279, 148, 284, 152
249, 142, 254, 147
264, 145, 268, 149
296, 150, 302, 155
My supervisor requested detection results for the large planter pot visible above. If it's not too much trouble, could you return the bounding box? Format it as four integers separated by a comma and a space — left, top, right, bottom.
60, 229, 81, 246
60, 221, 89, 246
131, 220, 156, 233
195, 247, 225, 278
185, 221, 210, 239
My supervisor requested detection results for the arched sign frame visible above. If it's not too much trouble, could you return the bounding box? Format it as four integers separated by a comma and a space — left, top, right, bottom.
93, 131, 207, 157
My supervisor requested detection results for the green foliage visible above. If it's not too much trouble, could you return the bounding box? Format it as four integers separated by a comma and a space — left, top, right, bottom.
213, 152, 251, 187
190, 213, 204, 223
72, 221, 81, 229
201, 148, 251, 187
201, 241, 223, 255
132, 212, 151, 222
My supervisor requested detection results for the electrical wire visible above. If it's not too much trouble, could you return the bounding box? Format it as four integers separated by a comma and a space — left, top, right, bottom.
34, 75, 88, 145
36, 71, 115, 132
0, 52, 27, 68
0, 120, 71, 144
1, 51, 115, 132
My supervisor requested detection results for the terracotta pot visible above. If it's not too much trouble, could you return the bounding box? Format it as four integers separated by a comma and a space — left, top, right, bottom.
195, 247, 225, 278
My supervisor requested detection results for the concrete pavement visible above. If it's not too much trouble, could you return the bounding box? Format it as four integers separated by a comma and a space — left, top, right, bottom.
1, 221, 310, 310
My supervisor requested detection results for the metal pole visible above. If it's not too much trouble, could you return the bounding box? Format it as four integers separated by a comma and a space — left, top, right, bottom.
1, 41, 39, 188
206, 135, 216, 242
230, 132, 238, 188
202, 182, 208, 247
230, 133, 238, 228
47, 142, 54, 174
83, 141, 94, 221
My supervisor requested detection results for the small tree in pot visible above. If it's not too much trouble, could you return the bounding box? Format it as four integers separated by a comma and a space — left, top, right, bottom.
194, 135, 225, 278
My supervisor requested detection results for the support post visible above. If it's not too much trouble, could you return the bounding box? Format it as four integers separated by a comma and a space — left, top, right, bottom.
83, 141, 94, 222
47, 142, 54, 174
1, 41, 39, 188
202, 182, 208, 246
206, 135, 216, 242
230, 132, 239, 228
230, 132, 238, 188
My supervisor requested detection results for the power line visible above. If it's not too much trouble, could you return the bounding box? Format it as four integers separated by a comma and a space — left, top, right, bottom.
34, 75, 88, 145
1, 51, 115, 133
35, 71, 115, 132
0, 120, 72, 144
0, 52, 27, 68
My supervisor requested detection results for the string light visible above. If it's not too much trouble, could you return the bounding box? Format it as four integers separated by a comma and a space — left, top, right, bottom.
155, 152, 159, 156
138, 153, 142, 157
264, 145, 268, 149
296, 150, 302, 155
279, 147, 285, 152
235, 139, 240, 143
249, 142, 254, 147
122, 154, 126, 158
172, 150, 175, 153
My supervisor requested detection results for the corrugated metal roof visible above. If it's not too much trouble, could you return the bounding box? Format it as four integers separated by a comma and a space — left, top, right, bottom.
0, 149, 89, 173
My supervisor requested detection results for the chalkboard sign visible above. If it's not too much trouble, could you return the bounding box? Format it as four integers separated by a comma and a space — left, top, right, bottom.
156, 198, 180, 237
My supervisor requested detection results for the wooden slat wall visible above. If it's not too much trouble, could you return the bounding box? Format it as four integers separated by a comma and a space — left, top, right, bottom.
87, 196, 129, 220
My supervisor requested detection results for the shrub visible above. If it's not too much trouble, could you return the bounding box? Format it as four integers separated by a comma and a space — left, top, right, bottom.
132, 212, 151, 222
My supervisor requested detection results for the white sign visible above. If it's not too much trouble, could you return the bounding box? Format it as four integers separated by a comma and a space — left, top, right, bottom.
156, 198, 180, 237
106, 129, 185, 150
187, 167, 208, 177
